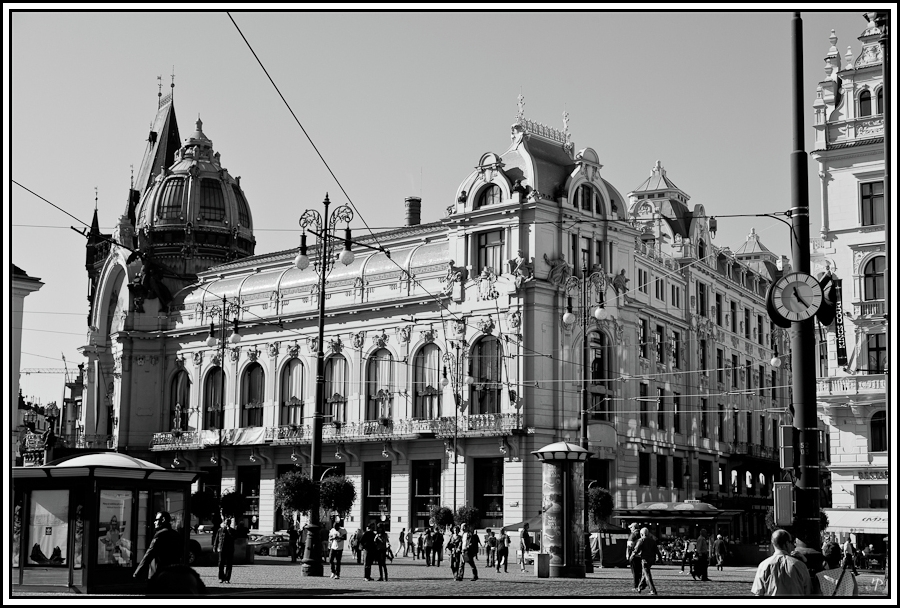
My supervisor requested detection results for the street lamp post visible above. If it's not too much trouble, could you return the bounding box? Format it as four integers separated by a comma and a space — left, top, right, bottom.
563, 264, 610, 574
293, 194, 356, 577
207, 295, 242, 527
442, 341, 473, 511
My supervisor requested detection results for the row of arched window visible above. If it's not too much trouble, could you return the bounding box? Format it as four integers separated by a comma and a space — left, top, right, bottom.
858, 87, 884, 118
167, 337, 508, 432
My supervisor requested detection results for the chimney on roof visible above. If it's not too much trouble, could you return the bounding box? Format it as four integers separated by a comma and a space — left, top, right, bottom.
405, 196, 422, 226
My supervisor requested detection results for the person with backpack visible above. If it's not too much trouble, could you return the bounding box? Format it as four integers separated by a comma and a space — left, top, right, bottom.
496, 528, 510, 573
458, 524, 481, 581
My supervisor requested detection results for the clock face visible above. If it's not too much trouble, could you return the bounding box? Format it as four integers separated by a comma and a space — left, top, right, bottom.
772, 272, 823, 322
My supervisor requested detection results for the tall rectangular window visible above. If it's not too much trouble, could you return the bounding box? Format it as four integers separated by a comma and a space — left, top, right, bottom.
477, 230, 504, 274
474, 457, 504, 530
580, 237, 591, 274
697, 282, 708, 317
657, 387, 666, 432
744, 308, 751, 339
759, 365, 765, 395
199, 178, 226, 221
700, 398, 708, 438
673, 456, 684, 489
640, 383, 649, 427
717, 349, 725, 383
639, 452, 651, 486
640, 319, 649, 359
730, 301, 737, 333
364, 461, 392, 531
733, 408, 739, 442
867, 333, 887, 374
657, 455, 668, 488
746, 360, 752, 389
638, 268, 649, 294
673, 392, 682, 434
757, 315, 765, 345
760, 416, 766, 447
655, 325, 665, 363
861, 181, 885, 226
655, 278, 665, 301
715, 293, 723, 325
671, 331, 681, 368
771, 371, 777, 401
595, 239, 605, 272
718, 409, 725, 441
699, 339, 708, 373
731, 355, 739, 388
157, 178, 185, 219
671, 285, 681, 309
746, 411, 753, 444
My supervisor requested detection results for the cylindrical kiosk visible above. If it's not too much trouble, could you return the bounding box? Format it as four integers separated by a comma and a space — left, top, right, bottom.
532, 442, 589, 578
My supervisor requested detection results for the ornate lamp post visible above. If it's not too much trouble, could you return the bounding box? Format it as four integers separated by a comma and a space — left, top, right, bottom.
206, 295, 242, 521
562, 264, 610, 573
293, 194, 356, 577
442, 341, 473, 511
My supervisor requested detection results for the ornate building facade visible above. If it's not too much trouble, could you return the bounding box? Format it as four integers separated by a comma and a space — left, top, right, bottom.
810, 16, 888, 555
76, 92, 792, 544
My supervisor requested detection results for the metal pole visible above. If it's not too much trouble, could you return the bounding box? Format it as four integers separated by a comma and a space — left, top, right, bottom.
302, 196, 330, 577
789, 12, 820, 548
579, 266, 591, 574
218, 295, 226, 524
453, 341, 459, 511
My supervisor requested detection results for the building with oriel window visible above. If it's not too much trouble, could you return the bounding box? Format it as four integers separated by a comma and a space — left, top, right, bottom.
58, 86, 802, 555
809, 15, 888, 556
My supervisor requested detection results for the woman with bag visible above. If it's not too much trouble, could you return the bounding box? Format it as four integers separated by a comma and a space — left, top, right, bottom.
817, 542, 858, 596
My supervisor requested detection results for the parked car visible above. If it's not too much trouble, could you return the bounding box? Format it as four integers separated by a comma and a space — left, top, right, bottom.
188, 532, 215, 565
249, 534, 291, 556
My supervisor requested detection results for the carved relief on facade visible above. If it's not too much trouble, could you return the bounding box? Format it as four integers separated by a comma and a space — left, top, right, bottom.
193, 351, 204, 367
476, 316, 495, 336
350, 332, 365, 349
506, 309, 522, 333
329, 336, 344, 354
397, 325, 412, 344
476, 267, 499, 301
307, 336, 319, 354
267, 342, 280, 358
247, 346, 260, 362
421, 327, 436, 343
372, 331, 389, 349
230, 347, 241, 362
287, 341, 301, 359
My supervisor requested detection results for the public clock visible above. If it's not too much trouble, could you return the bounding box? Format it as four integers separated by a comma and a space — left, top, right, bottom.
769, 272, 824, 324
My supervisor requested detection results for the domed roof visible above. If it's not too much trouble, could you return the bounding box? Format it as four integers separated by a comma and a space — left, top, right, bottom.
52, 452, 165, 469
134, 117, 255, 268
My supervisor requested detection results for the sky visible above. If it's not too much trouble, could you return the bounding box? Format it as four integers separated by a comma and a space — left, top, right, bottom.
5, 7, 885, 406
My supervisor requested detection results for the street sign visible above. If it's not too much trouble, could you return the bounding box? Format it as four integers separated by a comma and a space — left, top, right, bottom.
773, 482, 794, 526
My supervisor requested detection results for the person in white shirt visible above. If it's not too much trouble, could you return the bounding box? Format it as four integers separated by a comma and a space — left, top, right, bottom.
328, 521, 347, 580
750, 530, 812, 596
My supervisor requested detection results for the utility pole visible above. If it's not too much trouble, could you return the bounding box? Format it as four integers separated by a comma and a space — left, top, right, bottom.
788, 12, 820, 547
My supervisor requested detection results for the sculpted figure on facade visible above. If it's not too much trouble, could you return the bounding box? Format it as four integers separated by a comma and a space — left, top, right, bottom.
543, 253, 571, 289
267, 342, 280, 358
441, 260, 469, 295
508, 250, 534, 290
477, 266, 499, 301
351, 331, 365, 349
397, 325, 412, 344
287, 341, 300, 359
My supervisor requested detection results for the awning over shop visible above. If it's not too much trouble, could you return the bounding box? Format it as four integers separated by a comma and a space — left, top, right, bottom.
614, 501, 744, 526
824, 509, 888, 534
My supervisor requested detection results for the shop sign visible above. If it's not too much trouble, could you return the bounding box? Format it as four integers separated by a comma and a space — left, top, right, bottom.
857, 470, 888, 480
833, 280, 848, 366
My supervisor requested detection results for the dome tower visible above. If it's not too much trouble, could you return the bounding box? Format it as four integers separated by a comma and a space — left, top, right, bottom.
134, 117, 256, 280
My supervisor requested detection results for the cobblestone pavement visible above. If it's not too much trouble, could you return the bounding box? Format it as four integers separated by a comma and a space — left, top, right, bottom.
10, 555, 889, 599
189, 554, 888, 598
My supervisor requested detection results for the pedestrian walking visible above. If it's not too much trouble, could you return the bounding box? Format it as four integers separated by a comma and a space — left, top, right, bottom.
458, 524, 480, 581
374, 525, 393, 581
213, 517, 235, 584
496, 528, 510, 572
634, 527, 663, 596
328, 520, 347, 579
681, 537, 696, 576
404, 529, 413, 557
447, 525, 462, 578
432, 527, 444, 567
398, 528, 406, 558
424, 527, 435, 566
361, 523, 377, 581
712, 534, 728, 571
483, 528, 492, 565
351, 528, 362, 564
417, 530, 425, 560
519, 523, 533, 572
487, 530, 497, 567
133, 511, 182, 581
695, 528, 711, 581
288, 523, 299, 563
841, 538, 860, 576
751, 529, 812, 596
625, 523, 642, 592
817, 542, 858, 596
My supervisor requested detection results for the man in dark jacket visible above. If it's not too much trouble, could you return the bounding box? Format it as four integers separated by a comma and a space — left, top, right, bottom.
214, 517, 236, 583
626, 523, 642, 591
134, 511, 182, 580
634, 527, 663, 595
361, 523, 377, 581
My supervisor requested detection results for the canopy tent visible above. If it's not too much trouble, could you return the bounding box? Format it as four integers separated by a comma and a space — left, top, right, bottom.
614, 501, 744, 527
504, 513, 543, 531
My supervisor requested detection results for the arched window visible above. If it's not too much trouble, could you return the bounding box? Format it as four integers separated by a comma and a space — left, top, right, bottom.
157, 177, 185, 219
876, 88, 884, 114
241, 363, 265, 427
232, 184, 252, 228
367, 349, 394, 420
574, 184, 605, 214
325, 355, 348, 423
871, 411, 887, 452
199, 178, 226, 221
204, 367, 224, 430
470, 336, 503, 415
413, 344, 442, 419
281, 359, 304, 425
169, 370, 191, 431
476, 184, 502, 208
859, 90, 872, 117
863, 256, 885, 301
589, 332, 612, 421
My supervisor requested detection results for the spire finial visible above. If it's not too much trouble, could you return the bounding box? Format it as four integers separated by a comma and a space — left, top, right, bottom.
171, 66, 175, 96
130, 165, 134, 190
94, 186, 98, 210
516, 93, 525, 121
157, 75, 162, 98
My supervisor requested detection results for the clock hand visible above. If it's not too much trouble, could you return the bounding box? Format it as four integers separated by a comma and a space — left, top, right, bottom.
793, 288, 809, 309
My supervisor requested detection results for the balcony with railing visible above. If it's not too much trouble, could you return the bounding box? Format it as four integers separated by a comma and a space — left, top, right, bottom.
151, 412, 525, 450
852, 299, 885, 318
816, 374, 886, 398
